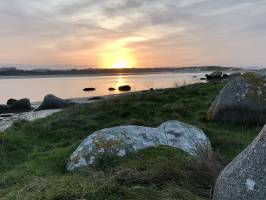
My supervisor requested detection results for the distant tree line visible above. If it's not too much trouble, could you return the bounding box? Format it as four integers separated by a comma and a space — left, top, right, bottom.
0, 66, 238, 76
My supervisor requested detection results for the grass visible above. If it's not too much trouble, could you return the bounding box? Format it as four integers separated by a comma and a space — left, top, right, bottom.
0, 82, 262, 200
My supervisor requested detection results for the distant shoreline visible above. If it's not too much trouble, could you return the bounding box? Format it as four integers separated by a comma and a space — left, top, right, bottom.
0, 69, 244, 80
0, 66, 243, 80
0, 71, 205, 80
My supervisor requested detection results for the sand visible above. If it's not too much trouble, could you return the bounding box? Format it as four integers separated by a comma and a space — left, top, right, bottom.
0, 109, 62, 131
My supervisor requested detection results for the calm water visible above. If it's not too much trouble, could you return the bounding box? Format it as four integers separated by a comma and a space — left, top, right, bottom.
0, 73, 206, 104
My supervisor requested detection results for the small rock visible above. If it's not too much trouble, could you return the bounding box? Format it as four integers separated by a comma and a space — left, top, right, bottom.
206, 71, 223, 80
108, 87, 116, 91
118, 85, 131, 91
83, 88, 96, 92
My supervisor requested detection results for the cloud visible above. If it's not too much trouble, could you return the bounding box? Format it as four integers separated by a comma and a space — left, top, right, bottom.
0, 0, 265, 67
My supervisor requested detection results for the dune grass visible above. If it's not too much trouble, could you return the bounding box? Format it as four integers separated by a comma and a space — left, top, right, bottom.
0, 82, 261, 199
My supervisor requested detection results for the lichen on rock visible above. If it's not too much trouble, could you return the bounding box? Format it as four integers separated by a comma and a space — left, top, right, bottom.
67, 121, 211, 171
213, 125, 266, 200
207, 72, 266, 125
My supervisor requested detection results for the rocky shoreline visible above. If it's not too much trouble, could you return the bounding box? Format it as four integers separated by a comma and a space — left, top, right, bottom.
0, 92, 135, 131
1, 70, 264, 132
0, 95, 102, 131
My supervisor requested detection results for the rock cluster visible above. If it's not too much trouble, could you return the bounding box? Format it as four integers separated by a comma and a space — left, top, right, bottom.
0, 98, 32, 114
205, 71, 241, 82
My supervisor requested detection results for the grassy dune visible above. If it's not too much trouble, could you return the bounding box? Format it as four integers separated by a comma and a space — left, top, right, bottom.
0, 83, 261, 199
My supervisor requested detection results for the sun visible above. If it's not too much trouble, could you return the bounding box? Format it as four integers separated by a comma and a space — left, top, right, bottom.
101, 51, 135, 69
99, 40, 137, 69
111, 60, 130, 69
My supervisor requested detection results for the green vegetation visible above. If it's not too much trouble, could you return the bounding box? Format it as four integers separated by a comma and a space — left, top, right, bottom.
241, 72, 266, 87
0, 83, 261, 199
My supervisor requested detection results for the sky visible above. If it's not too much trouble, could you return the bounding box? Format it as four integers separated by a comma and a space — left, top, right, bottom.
0, 0, 266, 69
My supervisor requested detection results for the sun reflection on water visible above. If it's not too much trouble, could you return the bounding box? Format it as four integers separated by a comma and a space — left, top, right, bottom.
115, 75, 128, 89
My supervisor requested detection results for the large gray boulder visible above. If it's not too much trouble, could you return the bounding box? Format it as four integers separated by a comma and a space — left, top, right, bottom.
207, 72, 266, 125
67, 121, 210, 171
35, 94, 75, 111
213, 125, 266, 200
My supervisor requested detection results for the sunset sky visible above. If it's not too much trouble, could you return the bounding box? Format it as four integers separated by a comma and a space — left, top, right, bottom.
0, 0, 266, 68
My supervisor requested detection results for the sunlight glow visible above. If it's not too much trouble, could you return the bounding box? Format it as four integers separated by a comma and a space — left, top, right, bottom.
99, 38, 139, 69
115, 75, 128, 88
111, 60, 130, 69
100, 48, 136, 69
